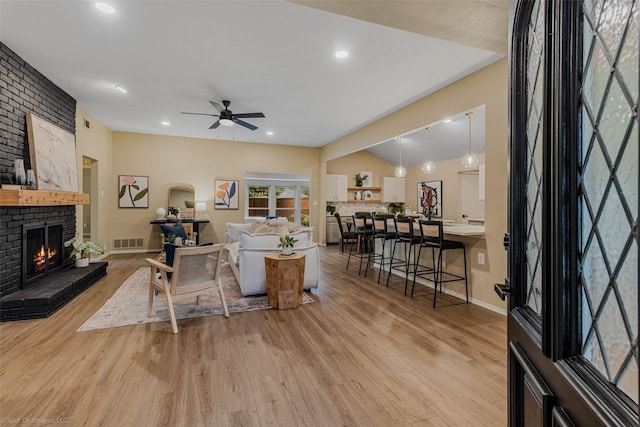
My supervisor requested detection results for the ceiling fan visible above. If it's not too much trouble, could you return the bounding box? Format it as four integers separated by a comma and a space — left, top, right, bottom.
181, 100, 265, 131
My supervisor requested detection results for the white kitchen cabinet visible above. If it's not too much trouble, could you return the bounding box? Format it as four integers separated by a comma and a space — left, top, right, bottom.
383, 177, 405, 203
326, 174, 348, 202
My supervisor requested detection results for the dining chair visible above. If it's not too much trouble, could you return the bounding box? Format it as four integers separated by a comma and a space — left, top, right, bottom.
334, 212, 356, 252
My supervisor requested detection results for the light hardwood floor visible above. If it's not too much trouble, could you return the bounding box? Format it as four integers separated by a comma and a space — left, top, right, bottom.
0, 246, 507, 426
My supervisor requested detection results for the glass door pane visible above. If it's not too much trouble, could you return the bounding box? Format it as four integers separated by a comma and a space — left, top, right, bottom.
301, 185, 310, 226
579, 0, 638, 403
524, 0, 546, 316
276, 186, 296, 221
248, 186, 270, 217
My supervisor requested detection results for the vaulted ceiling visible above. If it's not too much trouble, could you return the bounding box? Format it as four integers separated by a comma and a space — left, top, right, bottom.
0, 0, 508, 165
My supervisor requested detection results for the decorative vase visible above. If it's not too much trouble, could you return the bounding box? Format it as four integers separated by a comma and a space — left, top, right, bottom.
75, 257, 89, 268
282, 246, 293, 256
155, 207, 166, 219
166, 214, 177, 222
26, 169, 36, 190
14, 159, 26, 186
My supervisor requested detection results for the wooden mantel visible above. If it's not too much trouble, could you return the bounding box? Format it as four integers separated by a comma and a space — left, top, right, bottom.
0, 189, 89, 206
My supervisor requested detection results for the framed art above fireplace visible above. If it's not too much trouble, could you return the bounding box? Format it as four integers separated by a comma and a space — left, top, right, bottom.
26, 113, 79, 193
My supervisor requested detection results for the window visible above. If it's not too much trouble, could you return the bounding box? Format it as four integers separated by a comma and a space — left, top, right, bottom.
245, 172, 311, 225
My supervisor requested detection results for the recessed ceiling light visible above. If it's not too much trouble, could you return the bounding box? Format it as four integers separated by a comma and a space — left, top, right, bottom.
161, 121, 170, 126
266, 131, 274, 136
114, 85, 127, 93
95, 2, 115, 14
335, 50, 349, 59
443, 119, 452, 123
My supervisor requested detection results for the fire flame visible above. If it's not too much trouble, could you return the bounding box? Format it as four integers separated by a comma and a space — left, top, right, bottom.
32, 244, 58, 274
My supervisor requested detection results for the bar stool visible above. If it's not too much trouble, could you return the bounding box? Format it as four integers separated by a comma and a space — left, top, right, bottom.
390, 216, 427, 294
371, 214, 400, 284
346, 213, 375, 275
415, 219, 468, 307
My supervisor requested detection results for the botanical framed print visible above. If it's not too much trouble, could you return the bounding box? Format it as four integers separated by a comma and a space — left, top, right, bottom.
417, 180, 442, 218
215, 179, 239, 209
118, 175, 149, 208
26, 113, 79, 192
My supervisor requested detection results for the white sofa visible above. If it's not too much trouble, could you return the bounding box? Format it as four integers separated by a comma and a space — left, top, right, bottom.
225, 220, 320, 296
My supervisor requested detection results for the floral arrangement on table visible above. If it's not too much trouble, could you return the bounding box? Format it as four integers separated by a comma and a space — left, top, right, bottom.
64, 235, 104, 263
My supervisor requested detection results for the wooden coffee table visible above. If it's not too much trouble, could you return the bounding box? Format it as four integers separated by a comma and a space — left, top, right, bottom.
264, 253, 306, 309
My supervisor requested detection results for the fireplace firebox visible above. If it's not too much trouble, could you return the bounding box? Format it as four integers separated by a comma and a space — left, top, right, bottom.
23, 220, 65, 287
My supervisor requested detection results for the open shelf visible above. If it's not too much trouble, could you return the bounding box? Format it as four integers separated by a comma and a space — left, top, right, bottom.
347, 186, 382, 191
0, 189, 89, 206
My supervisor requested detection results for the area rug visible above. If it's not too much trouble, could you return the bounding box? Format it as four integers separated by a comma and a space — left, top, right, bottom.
78, 262, 313, 331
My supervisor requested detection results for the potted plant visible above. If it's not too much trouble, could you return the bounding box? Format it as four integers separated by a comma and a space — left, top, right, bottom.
278, 235, 298, 256
167, 206, 180, 221
354, 172, 368, 187
64, 235, 104, 267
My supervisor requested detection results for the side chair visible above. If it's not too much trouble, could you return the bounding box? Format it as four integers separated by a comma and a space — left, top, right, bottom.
145, 243, 229, 333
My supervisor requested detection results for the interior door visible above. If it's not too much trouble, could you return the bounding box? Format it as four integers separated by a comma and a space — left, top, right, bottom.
497, 1, 638, 425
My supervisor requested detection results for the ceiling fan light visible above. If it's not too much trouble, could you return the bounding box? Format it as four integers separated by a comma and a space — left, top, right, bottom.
395, 165, 407, 178
220, 118, 234, 127
422, 161, 436, 174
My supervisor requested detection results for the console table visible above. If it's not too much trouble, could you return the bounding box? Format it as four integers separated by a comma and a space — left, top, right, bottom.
149, 218, 210, 245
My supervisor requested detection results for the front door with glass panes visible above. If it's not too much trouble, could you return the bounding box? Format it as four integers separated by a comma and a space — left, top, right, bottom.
497, 1, 638, 425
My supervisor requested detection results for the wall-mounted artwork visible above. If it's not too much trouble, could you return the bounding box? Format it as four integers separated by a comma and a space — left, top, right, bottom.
118, 175, 149, 208
418, 180, 442, 219
215, 179, 239, 209
26, 113, 78, 192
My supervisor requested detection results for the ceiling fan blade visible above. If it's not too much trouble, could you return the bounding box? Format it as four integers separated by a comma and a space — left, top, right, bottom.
181, 112, 219, 117
233, 118, 258, 131
233, 112, 265, 119
209, 120, 221, 129
209, 101, 223, 113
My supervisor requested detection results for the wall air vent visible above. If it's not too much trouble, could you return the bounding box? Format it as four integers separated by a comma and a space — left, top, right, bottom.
112, 238, 144, 249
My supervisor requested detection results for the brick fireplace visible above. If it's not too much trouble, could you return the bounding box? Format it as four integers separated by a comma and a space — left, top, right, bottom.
0, 43, 107, 321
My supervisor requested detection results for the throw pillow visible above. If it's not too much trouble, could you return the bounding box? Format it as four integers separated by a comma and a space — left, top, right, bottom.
163, 243, 181, 280
160, 223, 188, 241
226, 222, 253, 242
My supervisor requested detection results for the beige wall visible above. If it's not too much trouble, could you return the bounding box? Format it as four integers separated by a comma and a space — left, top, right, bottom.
320, 58, 508, 313
111, 132, 322, 250
327, 150, 398, 187
75, 107, 114, 252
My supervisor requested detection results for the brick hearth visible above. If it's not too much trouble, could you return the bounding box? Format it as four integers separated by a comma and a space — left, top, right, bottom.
0, 262, 107, 321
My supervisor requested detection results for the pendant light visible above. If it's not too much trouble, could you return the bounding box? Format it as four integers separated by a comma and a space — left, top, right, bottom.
421, 126, 436, 174
394, 137, 407, 178
462, 111, 479, 168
